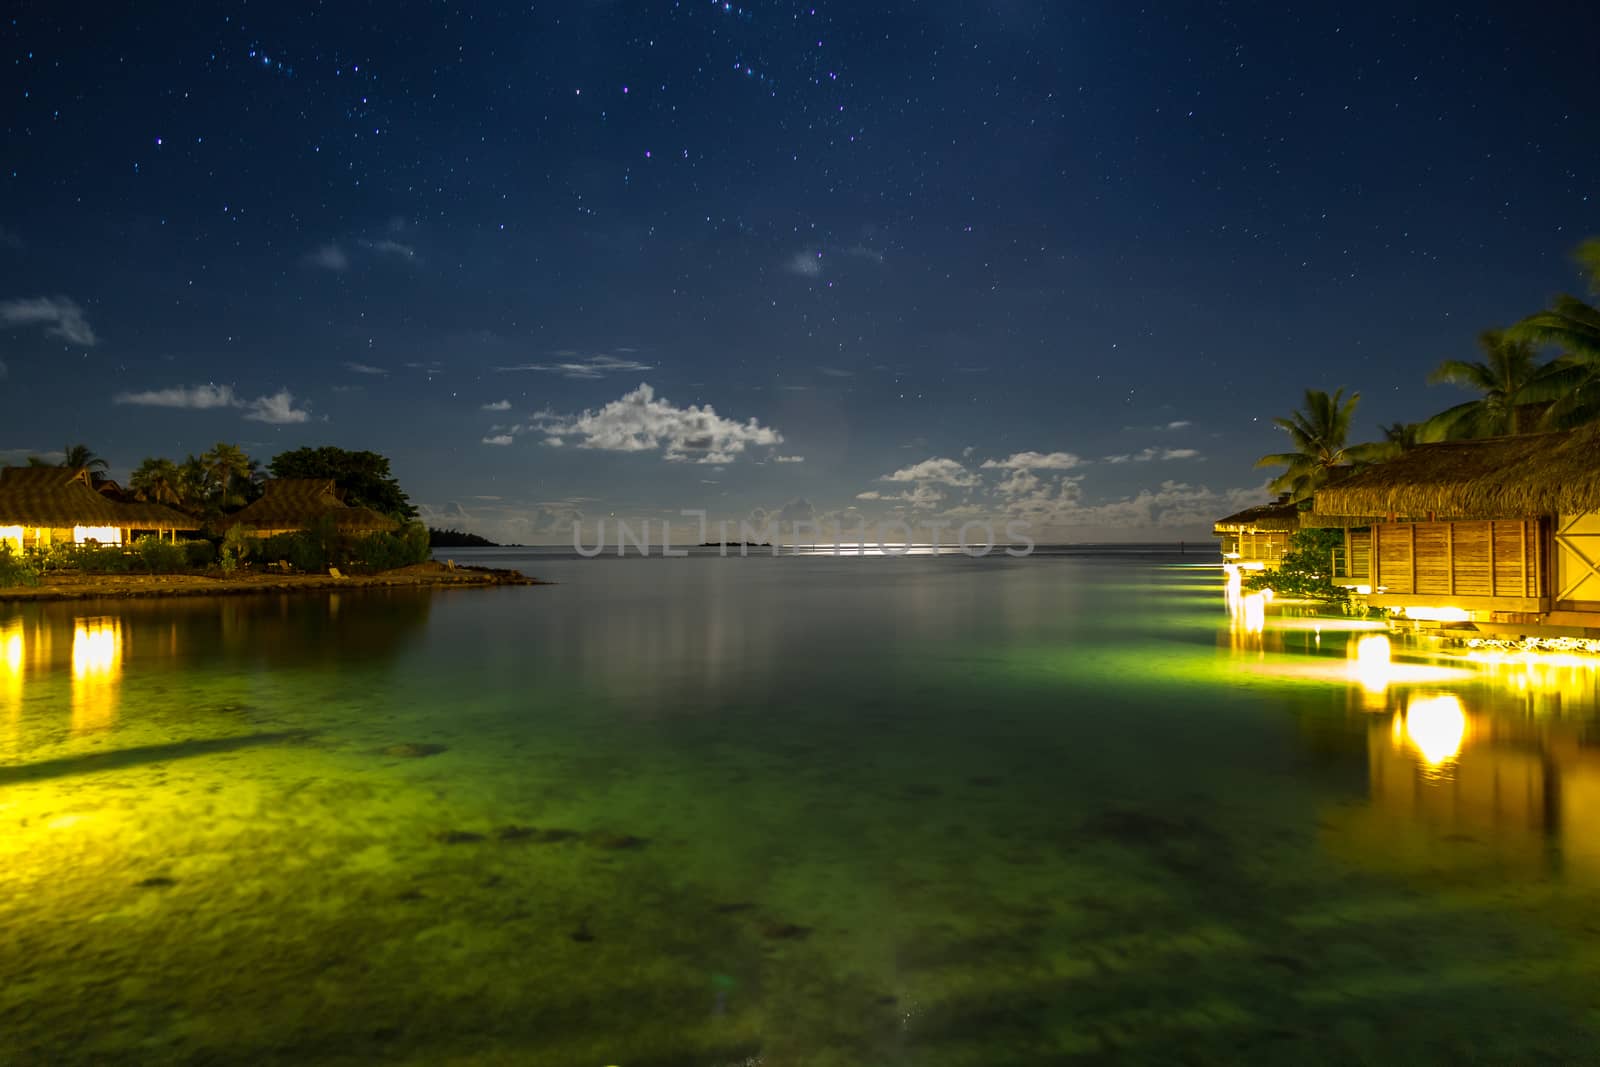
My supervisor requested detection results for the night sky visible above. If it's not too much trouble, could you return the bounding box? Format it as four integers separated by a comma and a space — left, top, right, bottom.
3, 2, 1598, 543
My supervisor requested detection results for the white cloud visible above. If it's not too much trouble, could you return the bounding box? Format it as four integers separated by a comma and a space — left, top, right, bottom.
1103, 447, 1203, 464
114, 383, 311, 424
880, 457, 979, 487
308, 244, 349, 271
0, 447, 63, 465
856, 486, 944, 509
343, 361, 388, 375
482, 434, 515, 446
787, 250, 823, 277
363, 238, 417, 260
1166, 420, 1192, 430
535, 382, 781, 464
497, 354, 653, 379
481, 399, 512, 411
980, 451, 1085, 471
816, 366, 854, 378
115, 383, 239, 409
845, 245, 885, 264
995, 469, 1041, 497
0, 296, 96, 346
245, 389, 311, 424
773, 455, 805, 464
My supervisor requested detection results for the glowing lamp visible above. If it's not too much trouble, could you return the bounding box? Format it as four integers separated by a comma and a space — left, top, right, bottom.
1404, 606, 1471, 623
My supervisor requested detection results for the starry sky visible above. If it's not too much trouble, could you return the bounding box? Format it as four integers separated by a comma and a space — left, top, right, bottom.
2, 1, 1598, 544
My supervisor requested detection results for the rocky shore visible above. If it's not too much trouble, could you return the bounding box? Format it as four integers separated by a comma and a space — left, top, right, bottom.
0, 561, 544, 602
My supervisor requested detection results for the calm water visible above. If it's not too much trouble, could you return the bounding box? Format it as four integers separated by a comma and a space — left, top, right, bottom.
4, 550, 1600, 1064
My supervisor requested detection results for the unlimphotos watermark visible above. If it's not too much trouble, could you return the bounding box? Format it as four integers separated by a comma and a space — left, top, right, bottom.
573, 510, 1034, 558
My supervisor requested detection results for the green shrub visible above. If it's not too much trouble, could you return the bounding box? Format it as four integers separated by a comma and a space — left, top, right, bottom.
69, 544, 135, 574
0, 544, 39, 588
184, 539, 217, 568
135, 536, 189, 573
349, 522, 431, 572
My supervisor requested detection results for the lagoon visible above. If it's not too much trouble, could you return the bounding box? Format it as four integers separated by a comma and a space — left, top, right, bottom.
3, 549, 1600, 1063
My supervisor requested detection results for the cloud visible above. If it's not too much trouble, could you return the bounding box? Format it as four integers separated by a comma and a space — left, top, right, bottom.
481, 399, 512, 411
115, 383, 239, 410
0, 296, 97, 346
816, 366, 854, 378
845, 245, 885, 264
880, 457, 979, 487
244, 389, 311, 424
114, 382, 311, 423
343, 361, 388, 375
482, 434, 516, 446
980, 451, 1084, 471
496, 353, 653, 379
787, 250, 823, 277
534, 382, 781, 464
773, 455, 805, 463
0, 448, 63, 465
995, 469, 1042, 497
1166, 420, 1192, 430
308, 244, 349, 271
1103, 447, 1203, 464
856, 486, 944, 509
363, 238, 417, 260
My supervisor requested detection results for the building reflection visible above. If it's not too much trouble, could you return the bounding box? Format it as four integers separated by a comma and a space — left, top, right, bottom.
71, 617, 123, 733
1333, 658, 1600, 883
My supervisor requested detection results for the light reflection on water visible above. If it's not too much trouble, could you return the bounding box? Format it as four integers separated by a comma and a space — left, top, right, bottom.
4, 555, 1600, 1059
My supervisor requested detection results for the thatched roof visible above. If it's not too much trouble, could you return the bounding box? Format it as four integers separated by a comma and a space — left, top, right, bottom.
116, 501, 202, 531
1312, 423, 1600, 519
1213, 500, 1301, 532
228, 479, 399, 534
0, 467, 124, 526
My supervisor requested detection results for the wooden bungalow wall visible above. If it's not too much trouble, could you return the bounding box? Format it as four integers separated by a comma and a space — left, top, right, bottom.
1370, 519, 1541, 598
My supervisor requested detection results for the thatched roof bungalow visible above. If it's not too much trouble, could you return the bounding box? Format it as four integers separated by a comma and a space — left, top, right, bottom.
0, 467, 206, 550
0, 467, 127, 549
1311, 423, 1600, 637
1212, 497, 1300, 570
226, 479, 399, 538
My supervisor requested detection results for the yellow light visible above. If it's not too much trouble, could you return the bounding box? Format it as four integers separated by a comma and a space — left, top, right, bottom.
1404, 606, 1471, 623
1398, 694, 1467, 766
0, 525, 22, 552
72, 525, 123, 545
1354, 584, 1372, 595
1, 617, 22, 721
71, 617, 122, 733
1350, 633, 1392, 696
1260, 588, 1274, 602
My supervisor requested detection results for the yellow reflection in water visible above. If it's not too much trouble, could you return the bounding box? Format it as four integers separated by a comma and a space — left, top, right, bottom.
1350, 634, 1392, 698
1393, 693, 1467, 769
1, 617, 22, 722
71, 617, 122, 733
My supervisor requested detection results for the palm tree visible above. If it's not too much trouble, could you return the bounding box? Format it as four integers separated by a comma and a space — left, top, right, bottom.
1504, 237, 1600, 430
130, 458, 184, 506
1256, 388, 1391, 501
1376, 421, 1421, 458
1417, 330, 1546, 441
62, 444, 108, 472
177, 455, 211, 510
201, 443, 252, 510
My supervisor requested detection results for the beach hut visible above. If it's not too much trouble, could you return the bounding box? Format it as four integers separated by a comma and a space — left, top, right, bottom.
1212, 497, 1300, 570
226, 479, 399, 537
114, 501, 203, 542
0, 467, 128, 549
1311, 423, 1600, 638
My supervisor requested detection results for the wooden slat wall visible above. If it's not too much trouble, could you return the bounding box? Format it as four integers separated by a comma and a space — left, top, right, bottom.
1371, 518, 1540, 600
1376, 523, 1414, 593
1492, 520, 1529, 597
1452, 521, 1492, 596
1349, 529, 1371, 581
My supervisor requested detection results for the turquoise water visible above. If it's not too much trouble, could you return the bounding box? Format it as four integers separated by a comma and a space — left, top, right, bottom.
4, 550, 1600, 1064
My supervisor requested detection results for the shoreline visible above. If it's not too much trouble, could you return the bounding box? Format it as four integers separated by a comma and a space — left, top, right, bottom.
0, 562, 545, 602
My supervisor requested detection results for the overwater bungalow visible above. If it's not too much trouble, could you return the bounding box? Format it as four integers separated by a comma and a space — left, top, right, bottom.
226, 478, 399, 537
0, 467, 204, 550
1312, 424, 1600, 639
1212, 496, 1300, 571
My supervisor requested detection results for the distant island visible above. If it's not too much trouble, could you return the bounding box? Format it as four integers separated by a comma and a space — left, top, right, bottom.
429, 528, 500, 548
